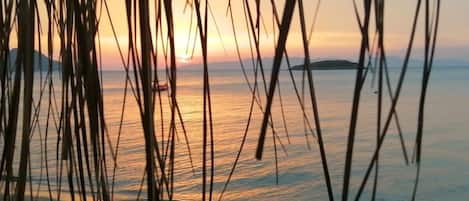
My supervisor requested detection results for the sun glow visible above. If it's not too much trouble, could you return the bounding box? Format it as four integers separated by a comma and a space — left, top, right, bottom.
177, 53, 192, 64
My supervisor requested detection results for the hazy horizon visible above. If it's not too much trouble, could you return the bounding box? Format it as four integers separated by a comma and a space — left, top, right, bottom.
6, 0, 469, 68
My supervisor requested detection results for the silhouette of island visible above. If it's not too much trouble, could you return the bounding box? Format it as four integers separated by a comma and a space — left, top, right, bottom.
4, 48, 61, 72
290, 59, 362, 70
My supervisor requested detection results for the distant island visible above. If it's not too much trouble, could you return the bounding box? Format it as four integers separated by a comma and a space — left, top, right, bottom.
4, 48, 61, 72
290, 59, 362, 70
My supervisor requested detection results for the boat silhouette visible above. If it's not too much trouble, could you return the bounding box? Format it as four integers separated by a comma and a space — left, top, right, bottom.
154, 82, 168, 92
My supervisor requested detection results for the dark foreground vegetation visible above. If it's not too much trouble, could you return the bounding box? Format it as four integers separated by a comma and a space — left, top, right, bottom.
0, 0, 441, 201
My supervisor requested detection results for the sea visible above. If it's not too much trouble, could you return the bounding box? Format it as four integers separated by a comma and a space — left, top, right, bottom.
11, 62, 469, 201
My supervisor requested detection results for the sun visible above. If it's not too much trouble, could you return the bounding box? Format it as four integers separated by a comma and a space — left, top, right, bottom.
177, 53, 192, 64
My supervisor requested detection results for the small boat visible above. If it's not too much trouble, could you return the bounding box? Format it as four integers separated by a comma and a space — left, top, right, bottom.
154, 82, 169, 92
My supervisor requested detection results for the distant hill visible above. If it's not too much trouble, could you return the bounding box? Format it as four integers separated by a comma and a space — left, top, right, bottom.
177, 56, 469, 72
5, 48, 61, 72
290, 59, 361, 70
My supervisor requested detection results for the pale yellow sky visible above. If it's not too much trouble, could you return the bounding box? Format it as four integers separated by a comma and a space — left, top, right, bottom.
11, 0, 469, 68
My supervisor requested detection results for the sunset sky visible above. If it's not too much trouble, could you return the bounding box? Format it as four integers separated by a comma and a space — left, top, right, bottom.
22, 0, 469, 68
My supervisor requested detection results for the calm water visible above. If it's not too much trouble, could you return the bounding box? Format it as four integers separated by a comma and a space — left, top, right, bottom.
20, 64, 469, 200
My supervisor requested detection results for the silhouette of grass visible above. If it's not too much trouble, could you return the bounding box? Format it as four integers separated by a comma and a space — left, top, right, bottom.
0, 1, 443, 201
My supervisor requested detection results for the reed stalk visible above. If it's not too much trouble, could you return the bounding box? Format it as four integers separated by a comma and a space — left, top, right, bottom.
0, 1, 443, 200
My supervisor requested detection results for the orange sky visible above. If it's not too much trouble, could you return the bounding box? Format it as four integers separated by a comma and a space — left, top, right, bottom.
10, 0, 469, 68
